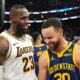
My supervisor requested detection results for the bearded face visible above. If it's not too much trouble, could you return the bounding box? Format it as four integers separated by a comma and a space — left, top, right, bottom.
11, 8, 30, 37
42, 26, 62, 51
13, 21, 30, 36
48, 38, 60, 51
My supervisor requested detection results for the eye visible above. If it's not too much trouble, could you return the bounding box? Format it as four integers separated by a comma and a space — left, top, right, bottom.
47, 36, 53, 39
20, 16, 29, 20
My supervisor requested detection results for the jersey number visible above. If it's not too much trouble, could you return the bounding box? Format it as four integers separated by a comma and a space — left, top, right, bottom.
54, 73, 70, 80
22, 56, 34, 72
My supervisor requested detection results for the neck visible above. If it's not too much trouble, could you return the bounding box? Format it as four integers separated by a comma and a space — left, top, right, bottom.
55, 38, 68, 53
8, 27, 23, 38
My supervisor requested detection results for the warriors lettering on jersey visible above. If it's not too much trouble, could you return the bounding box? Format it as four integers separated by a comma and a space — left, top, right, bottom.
49, 63, 75, 74
47, 42, 80, 80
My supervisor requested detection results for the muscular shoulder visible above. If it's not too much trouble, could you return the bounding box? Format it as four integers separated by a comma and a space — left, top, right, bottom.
38, 52, 48, 68
75, 44, 80, 66
0, 36, 9, 62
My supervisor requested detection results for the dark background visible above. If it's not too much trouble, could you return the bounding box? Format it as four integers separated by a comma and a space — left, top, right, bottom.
1, 0, 80, 41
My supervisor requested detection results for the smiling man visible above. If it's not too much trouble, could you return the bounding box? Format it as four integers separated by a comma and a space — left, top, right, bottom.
38, 18, 80, 80
0, 5, 37, 80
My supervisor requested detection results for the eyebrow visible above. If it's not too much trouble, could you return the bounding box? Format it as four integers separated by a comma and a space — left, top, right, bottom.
20, 16, 29, 19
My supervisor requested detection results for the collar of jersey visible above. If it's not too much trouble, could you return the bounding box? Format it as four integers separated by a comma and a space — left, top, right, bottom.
52, 42, 72, 57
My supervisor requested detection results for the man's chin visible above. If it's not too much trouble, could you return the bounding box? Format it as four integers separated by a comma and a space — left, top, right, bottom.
24, 26, 29, 29
49, 46, 54, 50
16, 30, 28, 36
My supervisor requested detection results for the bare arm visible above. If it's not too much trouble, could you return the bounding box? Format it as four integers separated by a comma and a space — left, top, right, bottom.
38, 53, 48, 80
0, 36, 9, 80
0, 36, 9, 65
75, 44, 80, 66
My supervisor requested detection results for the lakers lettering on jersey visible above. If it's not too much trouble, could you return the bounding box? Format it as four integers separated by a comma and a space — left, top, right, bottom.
46, 42, 80, 80
1, 31, 37, 80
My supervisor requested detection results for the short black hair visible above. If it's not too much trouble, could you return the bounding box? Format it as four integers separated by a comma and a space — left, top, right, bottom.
41, 17, 62, 29
10, 4, 27, 15
31, 32, 40, 42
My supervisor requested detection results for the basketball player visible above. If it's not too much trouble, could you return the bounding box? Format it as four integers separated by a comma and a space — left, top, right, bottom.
31, 32, 48, 77
38, 18, 80, 80
0, 5, 37, 80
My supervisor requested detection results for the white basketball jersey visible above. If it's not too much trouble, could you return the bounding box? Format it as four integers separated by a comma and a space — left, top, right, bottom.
1, 31, 37, 80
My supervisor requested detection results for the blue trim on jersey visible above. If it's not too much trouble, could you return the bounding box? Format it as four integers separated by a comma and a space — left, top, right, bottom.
34, 44, 47, 76
48, 42, 80, 80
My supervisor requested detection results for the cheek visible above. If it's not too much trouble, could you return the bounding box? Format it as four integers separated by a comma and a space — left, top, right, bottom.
51, 37, 58, 42
19, 21, 24, 25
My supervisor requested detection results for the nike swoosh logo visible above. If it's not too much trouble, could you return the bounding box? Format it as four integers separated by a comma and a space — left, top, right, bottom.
13, 42, 18, 46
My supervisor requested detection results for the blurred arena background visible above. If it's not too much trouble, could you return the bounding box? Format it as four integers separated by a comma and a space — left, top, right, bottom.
0, 0, 80, 41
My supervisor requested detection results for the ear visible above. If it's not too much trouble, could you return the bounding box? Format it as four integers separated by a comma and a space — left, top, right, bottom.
59, 28, 63, 35
10, 14, 14, 21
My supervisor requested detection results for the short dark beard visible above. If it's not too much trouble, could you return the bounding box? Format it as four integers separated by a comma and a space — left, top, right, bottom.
14, 22, 29, 37
49, 40, 60, 51
53, 40, 60, 51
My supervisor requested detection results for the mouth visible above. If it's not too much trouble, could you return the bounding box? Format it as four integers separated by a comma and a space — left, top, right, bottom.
24, 23, 30, 29
26, 23, 30, 26
48, 43, 55, 47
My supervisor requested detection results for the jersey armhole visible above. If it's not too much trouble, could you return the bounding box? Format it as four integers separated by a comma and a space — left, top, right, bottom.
73, 44, 79, 68
5, 40, 12, 60
45, 50, 50, 69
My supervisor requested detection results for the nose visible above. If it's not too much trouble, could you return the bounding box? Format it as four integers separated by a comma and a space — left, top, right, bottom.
25, 18, 29, 23
45, 39, 50, 44
24, 18, 30, 26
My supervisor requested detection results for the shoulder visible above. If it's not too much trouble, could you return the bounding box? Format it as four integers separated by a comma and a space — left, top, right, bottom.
0, 31, 10, 45
25, 34, 32, 39
0, 36, 9, 64
38, 52, 48, 68
0, 36, 9, 45
40, 44, 47, 49
74, 44, 80, 66
40, 44, 46, 47
25, 34, 33, 41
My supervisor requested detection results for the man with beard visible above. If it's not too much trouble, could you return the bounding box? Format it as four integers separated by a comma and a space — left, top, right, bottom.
0, 5, 37, 80
38, 18, 80, 80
